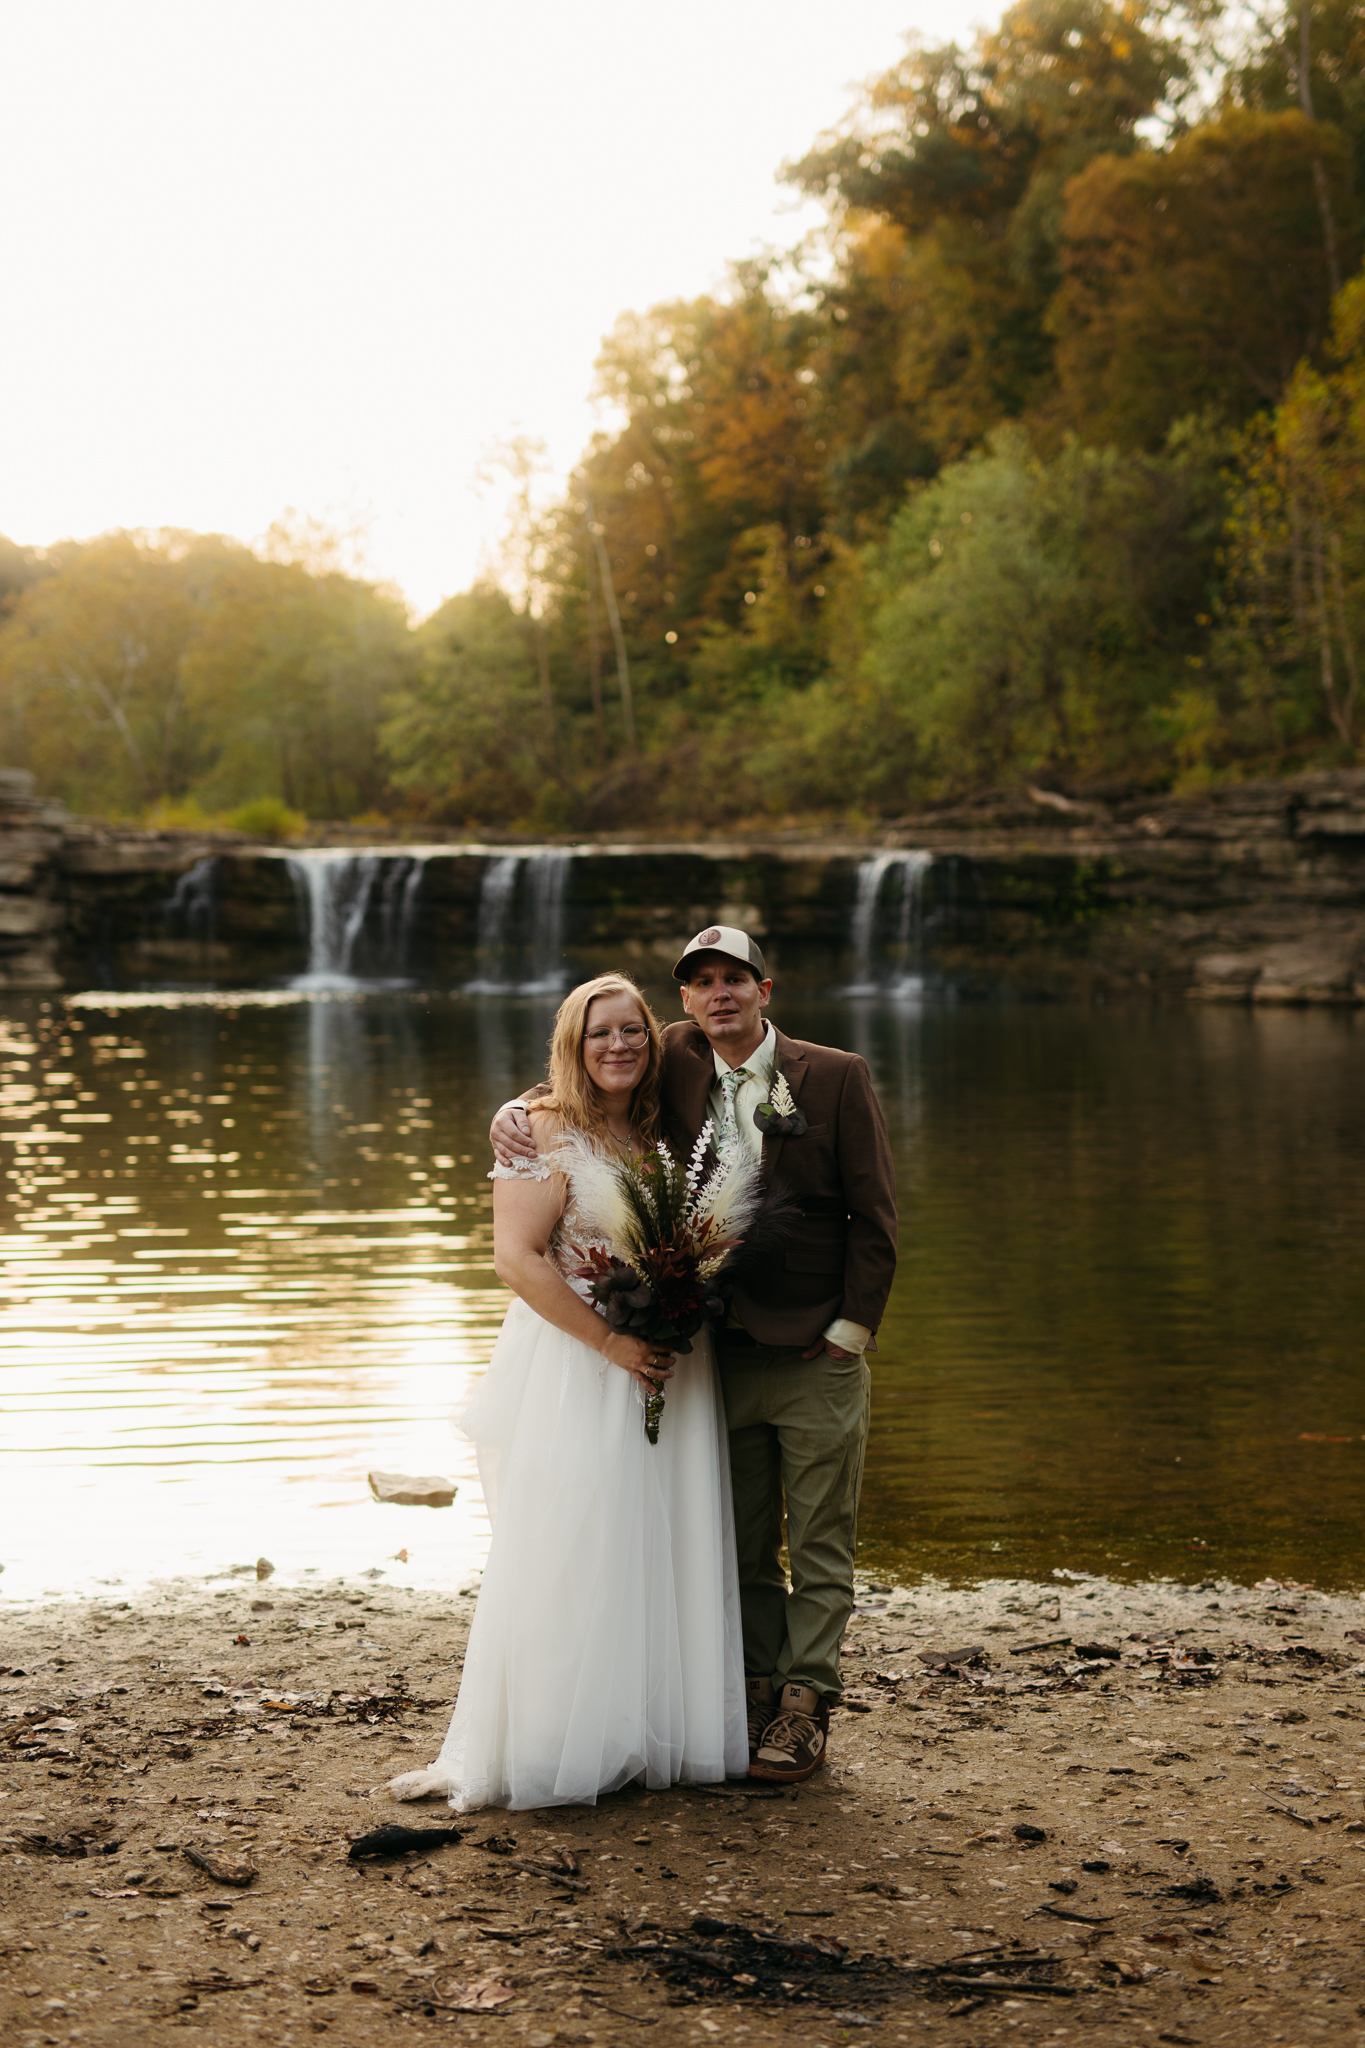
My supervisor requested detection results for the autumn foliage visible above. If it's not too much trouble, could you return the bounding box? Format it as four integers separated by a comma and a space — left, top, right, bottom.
2, 1, 1363, 828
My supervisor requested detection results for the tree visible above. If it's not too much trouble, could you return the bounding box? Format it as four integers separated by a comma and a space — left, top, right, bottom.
581, 273, 829, 668
477, 436, 560, 761
788, 1, 1201, 470
1051, 109, 1359, 446
0, 536, 44, 619
855, 426, 1223, 793
0, 529, 408, 818
1214, 272, 1365, 758
182, 552, 409, 817
1236, 2, 1365, 214
0, 531, 221, 813
380, 585, 548, 825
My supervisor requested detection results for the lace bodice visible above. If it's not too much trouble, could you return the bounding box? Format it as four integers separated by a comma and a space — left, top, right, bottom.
490, 1157, 558, 1182
489, 1148, 615, 1297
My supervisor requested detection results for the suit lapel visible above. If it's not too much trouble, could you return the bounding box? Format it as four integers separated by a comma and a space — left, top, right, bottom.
674, 1025, 716, 1152
762, 1028, 809, 1182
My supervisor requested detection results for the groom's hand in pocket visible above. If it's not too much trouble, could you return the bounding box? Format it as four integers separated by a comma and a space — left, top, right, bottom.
490, 1099, 538, 1166
802, 1340, 858, 1362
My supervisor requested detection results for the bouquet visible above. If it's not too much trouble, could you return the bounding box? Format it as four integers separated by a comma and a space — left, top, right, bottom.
564, 1123, 764, 1444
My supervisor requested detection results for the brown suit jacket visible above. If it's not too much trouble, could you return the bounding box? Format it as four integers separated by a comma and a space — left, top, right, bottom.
658, 1020, 897, 1350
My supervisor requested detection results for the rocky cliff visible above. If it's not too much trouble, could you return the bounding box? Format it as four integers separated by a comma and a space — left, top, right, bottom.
0, 770, 72, 989
889, 769, 1365, 1004
0, 768, 1361, 1002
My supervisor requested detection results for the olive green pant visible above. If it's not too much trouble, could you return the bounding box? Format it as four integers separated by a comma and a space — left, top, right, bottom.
717, 1342, 872, 1702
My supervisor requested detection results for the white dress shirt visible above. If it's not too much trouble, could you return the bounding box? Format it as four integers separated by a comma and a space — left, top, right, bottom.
710, 1023, 871, 1358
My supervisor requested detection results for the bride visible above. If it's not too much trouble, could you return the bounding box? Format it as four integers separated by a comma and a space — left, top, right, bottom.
389, 972, 746, 1810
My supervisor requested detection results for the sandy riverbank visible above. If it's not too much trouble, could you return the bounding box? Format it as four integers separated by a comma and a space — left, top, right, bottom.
2, 1568, 1363, 2048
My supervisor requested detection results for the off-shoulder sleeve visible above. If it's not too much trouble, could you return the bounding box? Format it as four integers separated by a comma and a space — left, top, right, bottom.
488, 1156, 558, 1182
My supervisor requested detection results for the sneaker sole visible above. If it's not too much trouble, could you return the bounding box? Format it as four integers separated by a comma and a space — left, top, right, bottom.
748, 1751, 825, 1784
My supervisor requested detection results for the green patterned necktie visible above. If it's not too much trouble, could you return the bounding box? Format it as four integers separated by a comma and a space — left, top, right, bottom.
720, 1066, 748, 1139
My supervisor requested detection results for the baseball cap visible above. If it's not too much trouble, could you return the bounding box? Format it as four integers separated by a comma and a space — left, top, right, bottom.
671, 924, 768, 982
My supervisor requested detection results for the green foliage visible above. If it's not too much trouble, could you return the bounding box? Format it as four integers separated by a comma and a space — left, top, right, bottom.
1208, 271, 1365, 763
0, 529, 409, 820
380, 586, 548, 826
0, 535, 44, 618
226, 796, 309, 841
809, 426, 1221, 797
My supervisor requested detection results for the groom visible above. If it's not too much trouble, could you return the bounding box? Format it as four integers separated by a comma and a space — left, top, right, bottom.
491, 924, 898, 1784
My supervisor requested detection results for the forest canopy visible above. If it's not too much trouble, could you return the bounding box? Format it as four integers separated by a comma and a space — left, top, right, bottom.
2, 0, 1362, 831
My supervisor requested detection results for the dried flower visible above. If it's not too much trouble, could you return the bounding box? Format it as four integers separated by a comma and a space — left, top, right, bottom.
753, 1068, 809, 1139
564, 1132, 764, 1443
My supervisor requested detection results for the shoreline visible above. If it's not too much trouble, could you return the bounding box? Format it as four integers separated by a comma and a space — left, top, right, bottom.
3, 1569, 1362, 2046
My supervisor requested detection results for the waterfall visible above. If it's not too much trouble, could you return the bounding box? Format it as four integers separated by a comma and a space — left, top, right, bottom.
379, 855, 428, 969
472, 855, 522, 987
845, 850, 934, 994
468, 849, 574, 993
847, 854, 899, 993
284, 850, 429, 988
288, 852, 377, 985
524, 851, 571, 992
163, 856, 217, 942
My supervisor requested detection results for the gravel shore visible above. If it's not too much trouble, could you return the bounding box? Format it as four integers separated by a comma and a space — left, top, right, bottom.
2, 1568, 1363, 2047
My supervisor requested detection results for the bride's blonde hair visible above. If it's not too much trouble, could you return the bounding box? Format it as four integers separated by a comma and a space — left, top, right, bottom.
536, 974, 662, 1149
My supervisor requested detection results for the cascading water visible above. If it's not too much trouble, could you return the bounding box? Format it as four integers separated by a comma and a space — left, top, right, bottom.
524, 851, 571, 992
847, 854, 899, 993
845, 850, 934, 994
284, 850, 430, 988
468, 849, 574, 993
378, 856, 427, 968
162, 856, 218, 942
471, 855, 521, 989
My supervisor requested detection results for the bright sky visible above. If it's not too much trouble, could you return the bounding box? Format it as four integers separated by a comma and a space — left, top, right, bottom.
1, 1, 984, 617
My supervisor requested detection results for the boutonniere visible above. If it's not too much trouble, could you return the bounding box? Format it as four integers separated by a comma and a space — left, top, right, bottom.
753, 1070, 808, 1139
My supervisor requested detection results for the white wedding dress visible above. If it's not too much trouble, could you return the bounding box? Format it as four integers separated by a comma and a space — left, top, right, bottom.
390, 1143, 747, 1811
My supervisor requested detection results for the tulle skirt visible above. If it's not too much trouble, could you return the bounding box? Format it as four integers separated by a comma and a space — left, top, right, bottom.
425, 1298, 747, 1811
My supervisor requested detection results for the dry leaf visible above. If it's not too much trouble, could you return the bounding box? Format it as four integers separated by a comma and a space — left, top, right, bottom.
432, 1972, 516, 2012
183, 1845, 258, 1887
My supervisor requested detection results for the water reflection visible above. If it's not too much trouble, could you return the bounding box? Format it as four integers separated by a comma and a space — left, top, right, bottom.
848, 1000, 1365, 1589
1, 989, 1362, 1599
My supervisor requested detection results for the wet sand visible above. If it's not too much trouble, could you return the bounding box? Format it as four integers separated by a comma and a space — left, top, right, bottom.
2, 1569, 1363, 2047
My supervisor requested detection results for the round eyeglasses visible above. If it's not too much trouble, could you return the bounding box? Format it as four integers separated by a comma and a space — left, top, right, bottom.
583, 1024, 649, 1048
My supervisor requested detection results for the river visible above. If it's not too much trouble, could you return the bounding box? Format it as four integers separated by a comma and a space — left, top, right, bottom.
1, 988, 1362, 1601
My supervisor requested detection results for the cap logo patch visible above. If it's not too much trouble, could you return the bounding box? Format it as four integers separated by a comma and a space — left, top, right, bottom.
696, 927, 722, 947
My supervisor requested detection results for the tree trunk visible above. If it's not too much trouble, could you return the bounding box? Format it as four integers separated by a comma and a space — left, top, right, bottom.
60, 665, 149, 797
1309, 516, 1353, 746
586, 507, 637, 754
1300, 4, 1343, 295
1327, 529, 1360, 747
584, 539, 607, 766
535, 616, 556, 767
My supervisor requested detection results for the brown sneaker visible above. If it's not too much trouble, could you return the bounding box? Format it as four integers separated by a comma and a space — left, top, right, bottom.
749, 1682, 830, 1784
745, 1675, 776, 1767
